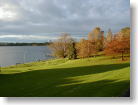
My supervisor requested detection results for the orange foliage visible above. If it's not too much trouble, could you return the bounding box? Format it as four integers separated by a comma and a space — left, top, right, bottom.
76, 39, 97, 58
104, 36, 130, 60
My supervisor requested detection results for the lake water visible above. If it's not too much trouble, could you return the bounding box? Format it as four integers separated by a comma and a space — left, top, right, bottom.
0, 46, 52, 67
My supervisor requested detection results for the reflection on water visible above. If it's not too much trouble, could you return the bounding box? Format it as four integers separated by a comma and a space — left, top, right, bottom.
0, 46, 52, 67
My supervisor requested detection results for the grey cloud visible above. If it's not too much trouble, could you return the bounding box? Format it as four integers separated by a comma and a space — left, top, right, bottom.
0, 0, 130, 42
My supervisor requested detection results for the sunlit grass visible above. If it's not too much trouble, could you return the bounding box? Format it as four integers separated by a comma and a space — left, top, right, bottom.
0, 56, 130, 97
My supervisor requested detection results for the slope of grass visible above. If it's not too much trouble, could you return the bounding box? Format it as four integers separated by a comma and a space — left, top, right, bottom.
0, 56, 130, 97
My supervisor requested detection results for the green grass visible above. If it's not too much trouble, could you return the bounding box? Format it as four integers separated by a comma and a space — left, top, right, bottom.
0, 56, 130, 97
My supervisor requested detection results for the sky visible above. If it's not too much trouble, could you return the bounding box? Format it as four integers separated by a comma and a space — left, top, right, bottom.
0, 0, 130, 42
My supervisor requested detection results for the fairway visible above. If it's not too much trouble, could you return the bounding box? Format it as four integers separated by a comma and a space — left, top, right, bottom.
0, 56, 130, 97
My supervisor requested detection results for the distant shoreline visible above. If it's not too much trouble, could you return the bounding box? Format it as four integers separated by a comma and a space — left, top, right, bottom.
0, 42, 51, 46
0, 45, 48, 46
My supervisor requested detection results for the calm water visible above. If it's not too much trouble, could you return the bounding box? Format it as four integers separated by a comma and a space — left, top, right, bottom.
0, 46, 52, 67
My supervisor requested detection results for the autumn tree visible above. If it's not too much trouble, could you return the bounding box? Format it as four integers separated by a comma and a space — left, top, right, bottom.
88, 27, 101, 41
88, 27, 104, 51
104, 27, 130, 60
76, 39, 97, 58
106, 29, 113, 42
49, 33, 77, 59
120, 27, 130, 37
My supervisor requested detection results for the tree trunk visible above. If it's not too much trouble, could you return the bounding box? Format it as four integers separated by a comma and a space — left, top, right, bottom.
122, 51, 124, 61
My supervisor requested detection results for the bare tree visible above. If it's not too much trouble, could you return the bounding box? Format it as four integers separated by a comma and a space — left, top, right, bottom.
49, 33, 76, 59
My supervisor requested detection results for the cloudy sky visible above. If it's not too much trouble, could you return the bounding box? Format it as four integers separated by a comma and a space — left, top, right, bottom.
0, 0, 130, 42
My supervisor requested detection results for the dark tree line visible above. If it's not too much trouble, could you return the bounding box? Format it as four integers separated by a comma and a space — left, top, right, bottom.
0, 42, 51, 46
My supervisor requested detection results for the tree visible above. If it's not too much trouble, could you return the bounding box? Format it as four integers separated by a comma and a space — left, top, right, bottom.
104, 27, 130, 60
88, 27, 104, 51
88, 27, 101, 41
49, 33, 77, 59
106, 28, 113, 42
120, 27, 130, 37
67, 40, 77, 59
76, 39, 97, 58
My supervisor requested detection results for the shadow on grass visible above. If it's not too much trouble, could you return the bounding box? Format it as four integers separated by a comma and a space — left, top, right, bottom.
0, 63, 130, 97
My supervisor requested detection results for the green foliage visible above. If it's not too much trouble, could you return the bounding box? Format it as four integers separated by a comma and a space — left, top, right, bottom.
67, 42, 77, 59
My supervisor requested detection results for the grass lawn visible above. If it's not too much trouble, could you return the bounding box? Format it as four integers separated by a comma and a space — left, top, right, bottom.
0, 56, 130, 97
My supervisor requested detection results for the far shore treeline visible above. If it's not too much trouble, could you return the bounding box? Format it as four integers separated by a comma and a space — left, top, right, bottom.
0, 42, 51, 46
49, 27, 130, 61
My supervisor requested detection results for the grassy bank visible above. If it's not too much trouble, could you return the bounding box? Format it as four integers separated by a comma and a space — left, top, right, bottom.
0, 56, 130, 97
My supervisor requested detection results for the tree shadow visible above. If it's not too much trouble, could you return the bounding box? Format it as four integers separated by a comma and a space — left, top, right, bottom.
0, 63, 130, 97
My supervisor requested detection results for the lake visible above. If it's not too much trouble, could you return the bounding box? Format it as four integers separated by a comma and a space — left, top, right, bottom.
0, 46, 52, 67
